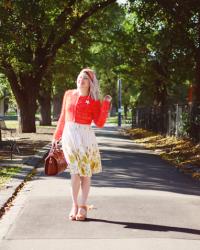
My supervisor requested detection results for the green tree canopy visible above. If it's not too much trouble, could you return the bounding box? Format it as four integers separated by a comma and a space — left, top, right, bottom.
0, 0, 116, 132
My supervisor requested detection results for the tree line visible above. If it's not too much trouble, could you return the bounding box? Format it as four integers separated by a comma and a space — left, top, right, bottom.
0, 0, 199, 133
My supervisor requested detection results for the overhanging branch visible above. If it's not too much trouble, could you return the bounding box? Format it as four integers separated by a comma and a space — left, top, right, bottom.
45, 0, 78, 50
1, 60, 22, 99
37, 0, 116, 81
52, 0, 116, 52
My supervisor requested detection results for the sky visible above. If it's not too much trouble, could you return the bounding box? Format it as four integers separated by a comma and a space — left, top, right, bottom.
117, 0, 128, 5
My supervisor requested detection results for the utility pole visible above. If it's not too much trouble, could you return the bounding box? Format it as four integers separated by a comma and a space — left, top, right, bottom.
118, 78, 122, 127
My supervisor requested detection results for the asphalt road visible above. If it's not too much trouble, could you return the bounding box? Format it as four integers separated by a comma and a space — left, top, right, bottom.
0, 125, 200, 250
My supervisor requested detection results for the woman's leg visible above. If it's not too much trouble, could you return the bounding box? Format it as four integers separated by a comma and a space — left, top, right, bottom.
75, 176, 91, 220
70, 174, 81, 205
69, 174, 80, 219
80, 176, 91, 205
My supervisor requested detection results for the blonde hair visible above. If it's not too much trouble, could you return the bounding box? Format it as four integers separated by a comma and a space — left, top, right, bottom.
77, 68, 100, 100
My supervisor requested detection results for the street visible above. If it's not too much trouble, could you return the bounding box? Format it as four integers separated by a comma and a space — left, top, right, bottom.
0, 126, 200, 250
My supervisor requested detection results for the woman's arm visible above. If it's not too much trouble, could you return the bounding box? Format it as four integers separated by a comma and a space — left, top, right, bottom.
92, 98, 111, 128
53, 90, 68, 140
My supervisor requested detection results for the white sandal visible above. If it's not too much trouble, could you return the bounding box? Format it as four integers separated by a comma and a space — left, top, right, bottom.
76, 205, 94, 221
69, 205, 78, 220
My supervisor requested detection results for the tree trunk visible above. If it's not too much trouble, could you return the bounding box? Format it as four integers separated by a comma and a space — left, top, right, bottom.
52, 95, 63, 121
152, 60, 168, 107
193, 11, 200, 104
153, 79, 167, 106
8, 74, 38, 133
194, 47, 200, 104
18, 101, 37, 133
38, 74, 52, 126
189, 47, 200, 141
38, 91, 52, 126
124, 104, 128, 120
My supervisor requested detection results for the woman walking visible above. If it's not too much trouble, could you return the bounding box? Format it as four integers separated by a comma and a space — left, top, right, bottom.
52, 68, 112, 221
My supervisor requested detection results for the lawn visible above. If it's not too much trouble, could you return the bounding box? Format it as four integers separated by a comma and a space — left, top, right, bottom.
4, 120, 57, 129
0, 166, 22, 188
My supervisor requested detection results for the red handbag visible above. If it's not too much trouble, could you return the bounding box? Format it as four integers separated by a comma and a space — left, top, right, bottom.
44, 146, 68, 175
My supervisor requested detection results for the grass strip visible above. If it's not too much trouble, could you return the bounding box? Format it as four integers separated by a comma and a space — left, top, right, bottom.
0, 168, 37, 219
0, 166, 22, 188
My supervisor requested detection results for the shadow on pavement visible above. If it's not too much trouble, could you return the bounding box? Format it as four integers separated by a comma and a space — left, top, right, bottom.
38, 125, 200, 196
86, 218, 200, 236
91, 149, 200, 196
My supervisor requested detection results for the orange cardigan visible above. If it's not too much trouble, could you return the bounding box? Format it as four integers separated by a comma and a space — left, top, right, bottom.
53, 89, 111, 140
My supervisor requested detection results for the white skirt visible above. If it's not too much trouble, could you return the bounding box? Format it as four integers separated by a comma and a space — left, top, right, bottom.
61, 121, 102, 177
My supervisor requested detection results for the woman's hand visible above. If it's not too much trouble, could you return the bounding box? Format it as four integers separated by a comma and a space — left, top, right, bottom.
104, 95, 112, 102
52, 139, 59, 148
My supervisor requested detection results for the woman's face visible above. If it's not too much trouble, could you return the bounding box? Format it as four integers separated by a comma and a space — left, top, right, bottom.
77, 72, 90, 91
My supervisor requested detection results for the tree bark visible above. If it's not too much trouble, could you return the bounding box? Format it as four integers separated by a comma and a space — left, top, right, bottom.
196, 12, 200, 103
124, 104, 128, 120
194, 48, 200, 104
17, 79, 38, 133
189, 46, 200, 141
188, 12, 200, 141
153, 79, 167, 106
38, 96, 51, 126
38, 85, 52, 126
152, 60, 167, 107
18, 100, 37, 133
52, 95, 63, 121
4, 67, 38, 133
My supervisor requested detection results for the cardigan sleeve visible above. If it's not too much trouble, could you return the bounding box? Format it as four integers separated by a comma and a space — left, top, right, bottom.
53, 90, 68, 140
92, 99, 111, 128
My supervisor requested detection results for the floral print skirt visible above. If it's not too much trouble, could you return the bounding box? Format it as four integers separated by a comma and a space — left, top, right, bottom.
61, 121, 102, 177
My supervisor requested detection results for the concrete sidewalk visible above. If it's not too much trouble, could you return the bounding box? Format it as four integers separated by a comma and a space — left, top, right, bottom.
0, 125, 200, 250
0, 143, 50, 210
